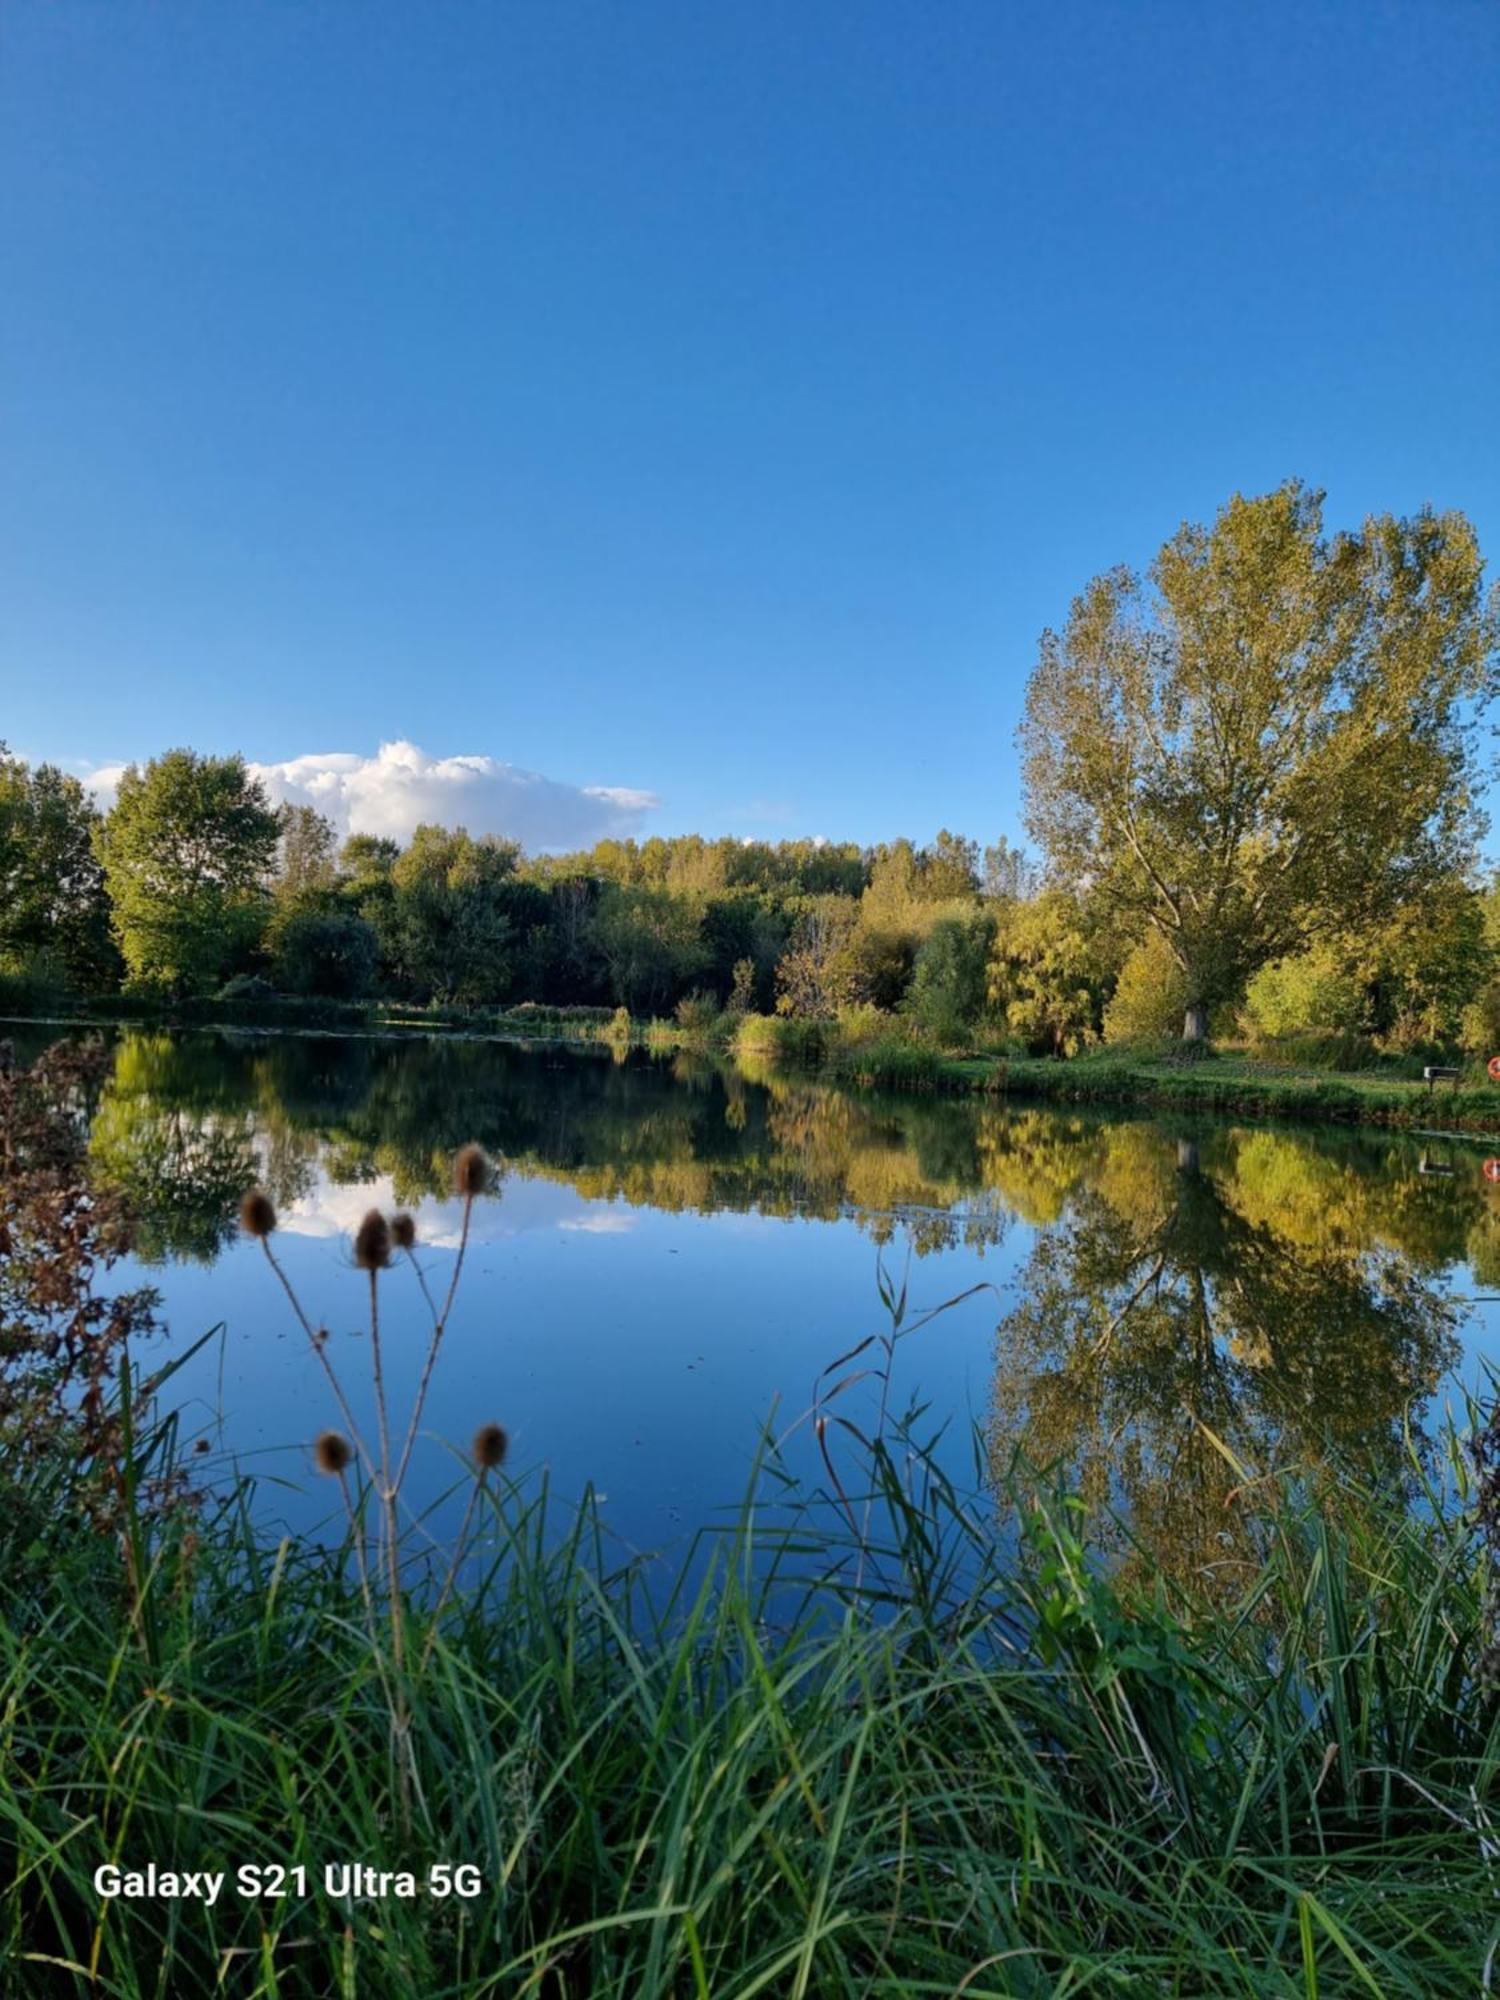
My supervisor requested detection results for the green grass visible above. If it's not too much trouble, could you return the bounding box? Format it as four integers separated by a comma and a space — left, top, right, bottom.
3, 1371, 1498, 1997
936, 1045, 1500, 1134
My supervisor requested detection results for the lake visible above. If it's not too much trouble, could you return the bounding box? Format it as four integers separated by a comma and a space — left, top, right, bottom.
25, 1024, 1500, 1579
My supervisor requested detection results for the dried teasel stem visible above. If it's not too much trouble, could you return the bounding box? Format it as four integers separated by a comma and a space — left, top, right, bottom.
254, 1236, 375, 1484
393, 1148, 488, 1494
420, 1421, 508, 1671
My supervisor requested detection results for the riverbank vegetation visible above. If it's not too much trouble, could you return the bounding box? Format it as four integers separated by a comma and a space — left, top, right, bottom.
5, 486, 1500, 1113
3, 1072, 1500, 1993
8, 1377, 1498, 1996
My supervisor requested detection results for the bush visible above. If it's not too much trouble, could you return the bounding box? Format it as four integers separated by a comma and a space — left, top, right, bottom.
603, 1005, 633, 1044
732, 1012, 824, 1065
0, 949, 76, 1010
216, 973, 280, 1004
828, 1032, 942, 1089
674, 990, 722, 1038
1462, 982, 1500, 1060
904, 910, 997, 1046
1242, 945, 1364, 1042
829, 1003, 890, 1051
1103, 931, 1187, 1046
273, 911, 380, 1000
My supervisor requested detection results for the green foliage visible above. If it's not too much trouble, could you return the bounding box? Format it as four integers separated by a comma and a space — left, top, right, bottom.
4, 1371, 1495, 1994
1462, 982, 1500, 1060
274, 803, 339, 899
1022, 483, 1500, 1034
1243, 941, 1366, 1040
590, 882, 707, 1012
827, 1032, 943, 1089
273, 909, 380, 999
1363, 887, 1491, 1053
988, 889, 1114, 1055
726, 955, 757, 1014
904, 909, 998, 1045
673, 989, 722, 1038
379, 824, 523, 1003
0, 747, 116, 990
93, 750, 281, 996
216, 973, 279, 1004
733, 1011, 825, 1064
774, 896, 860, 1018
1103, 927, 1188, 1045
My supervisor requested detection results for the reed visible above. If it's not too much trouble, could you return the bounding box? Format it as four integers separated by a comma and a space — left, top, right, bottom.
2, 1356, 1495, 1995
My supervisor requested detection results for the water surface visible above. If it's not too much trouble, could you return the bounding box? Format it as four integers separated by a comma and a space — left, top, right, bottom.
33, 1025, 1500, 1577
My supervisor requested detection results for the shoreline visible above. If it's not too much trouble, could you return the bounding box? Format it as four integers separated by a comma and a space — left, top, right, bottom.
11, 996, 1500, 1141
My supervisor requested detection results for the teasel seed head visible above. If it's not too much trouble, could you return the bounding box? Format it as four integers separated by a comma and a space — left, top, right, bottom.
314, 1430, 353, 1475
454, 1143, 489, 1198
473, 1422, 509, 1471
390, 1211, 417, 1251
239, 1189, 277, 1239
353, 1208, 392, 1271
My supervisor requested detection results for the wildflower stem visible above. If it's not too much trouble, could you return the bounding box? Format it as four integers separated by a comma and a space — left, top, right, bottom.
393, 1193, 473, 1496
260, 1239, 375, 1482
368, 1268, 405, 1675
421, 1472, 484, 1672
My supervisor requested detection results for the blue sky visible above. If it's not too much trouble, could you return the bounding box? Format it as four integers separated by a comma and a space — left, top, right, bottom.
2, 2, 1497, 851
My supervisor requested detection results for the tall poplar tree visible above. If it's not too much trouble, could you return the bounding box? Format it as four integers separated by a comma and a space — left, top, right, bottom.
1020, 483, 1499, 1038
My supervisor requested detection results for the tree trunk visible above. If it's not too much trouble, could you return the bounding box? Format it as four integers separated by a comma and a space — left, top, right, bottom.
1183, 1002, 1209, 1043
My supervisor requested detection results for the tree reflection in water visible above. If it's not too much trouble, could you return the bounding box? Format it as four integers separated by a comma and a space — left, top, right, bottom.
72, 1028, 1492, 1586
990, 1120, 1467, 1589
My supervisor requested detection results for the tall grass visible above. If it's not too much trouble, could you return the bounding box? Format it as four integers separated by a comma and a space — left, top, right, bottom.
2, 1368, 1497, 1995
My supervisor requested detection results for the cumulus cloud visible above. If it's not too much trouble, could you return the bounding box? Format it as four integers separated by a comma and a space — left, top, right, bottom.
84, 740, 658, 852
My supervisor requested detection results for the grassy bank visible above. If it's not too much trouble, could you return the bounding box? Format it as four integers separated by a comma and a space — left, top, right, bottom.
3, 1385, 1496, 1997
10, 987, 1500, 1136
940, 1046, 1500, 1135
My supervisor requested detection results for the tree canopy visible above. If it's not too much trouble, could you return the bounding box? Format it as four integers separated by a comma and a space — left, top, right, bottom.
93, 750, 282, 996
1021, 483, 1499, 1037
0, 747, 115, 989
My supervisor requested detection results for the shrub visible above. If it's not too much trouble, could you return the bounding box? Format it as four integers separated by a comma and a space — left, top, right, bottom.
674, 990, 722, 1038
274, 910, 380, 1000
1242, 944, 1364, 1042
1462, 982, 1500, 1061
604, 1005, 633, 1044
216, 973, 280, 1004
828, 1033, 942, 1089
1103, 931, 1187, 1046
732, 1012, 824, 1065
904, 910, 997, 1046
830, 1003, 889, 1051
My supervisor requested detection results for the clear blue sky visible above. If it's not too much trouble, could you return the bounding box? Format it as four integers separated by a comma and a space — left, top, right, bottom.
2, 2, 1497, 850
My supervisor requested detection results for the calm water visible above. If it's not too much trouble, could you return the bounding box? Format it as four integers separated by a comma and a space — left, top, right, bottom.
32, 1026, 1500, 1577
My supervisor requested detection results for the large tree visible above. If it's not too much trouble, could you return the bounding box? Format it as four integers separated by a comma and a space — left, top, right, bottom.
94, 750, 282, 995
378, 824, 523, 1003
1020, 484, 1499, 1038
0, 748, 116, 988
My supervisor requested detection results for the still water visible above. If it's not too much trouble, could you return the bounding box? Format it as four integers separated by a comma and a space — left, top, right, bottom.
34, 1026, 1500, 1577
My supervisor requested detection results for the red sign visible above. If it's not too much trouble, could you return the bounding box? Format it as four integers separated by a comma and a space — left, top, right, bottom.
1489, 1055, 1500, 1082
1485, 1160, 1500, 1184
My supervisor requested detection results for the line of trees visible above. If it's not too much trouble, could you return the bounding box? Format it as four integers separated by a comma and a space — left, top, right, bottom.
0, 739, 1036, 1027
4, 484, 1497, 1059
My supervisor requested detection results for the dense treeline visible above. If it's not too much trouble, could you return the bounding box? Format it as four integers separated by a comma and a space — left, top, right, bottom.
5, 483, 1499, 1062
0, 738, 1043, 1031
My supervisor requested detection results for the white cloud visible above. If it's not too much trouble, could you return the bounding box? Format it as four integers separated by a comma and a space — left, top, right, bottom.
85, 740, 658, 851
